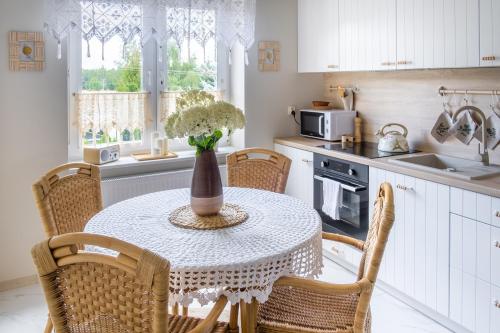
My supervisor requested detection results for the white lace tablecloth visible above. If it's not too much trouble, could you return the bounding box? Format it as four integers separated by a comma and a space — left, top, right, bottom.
85, 187, 323, 306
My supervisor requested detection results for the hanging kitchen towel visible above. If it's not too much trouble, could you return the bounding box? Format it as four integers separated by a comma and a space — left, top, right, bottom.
431, 111, 454, 143
474, 113, 500, 150
321, 177, 342, 220
449, 110, 478, 145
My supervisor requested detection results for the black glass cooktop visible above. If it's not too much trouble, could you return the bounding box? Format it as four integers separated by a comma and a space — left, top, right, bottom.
319, 142, 418, 159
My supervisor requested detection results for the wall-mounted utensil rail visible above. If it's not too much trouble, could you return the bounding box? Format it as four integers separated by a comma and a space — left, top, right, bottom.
438, 86, 500, 96
328, 85, 360, 93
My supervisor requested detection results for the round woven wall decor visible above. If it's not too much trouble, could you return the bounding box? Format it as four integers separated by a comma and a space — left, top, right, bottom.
169, 203, 248, 230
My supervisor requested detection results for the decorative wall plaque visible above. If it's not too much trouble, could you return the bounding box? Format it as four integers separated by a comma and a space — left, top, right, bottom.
9, 31, 45, 71
258, 41, 280, 72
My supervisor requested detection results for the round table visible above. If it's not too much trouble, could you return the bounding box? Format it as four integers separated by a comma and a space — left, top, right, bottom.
85, 187, 323, 308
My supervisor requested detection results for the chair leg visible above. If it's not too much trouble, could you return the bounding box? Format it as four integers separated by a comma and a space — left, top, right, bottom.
44, 315, 53, 333
182, 306, 189, 317
247, 298, 258, 333
229, 303, 239, 332
172, 303, 179, 316
240, 300, 248, 333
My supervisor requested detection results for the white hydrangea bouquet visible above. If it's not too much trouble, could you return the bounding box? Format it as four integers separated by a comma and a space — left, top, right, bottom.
165, 91, 245, 155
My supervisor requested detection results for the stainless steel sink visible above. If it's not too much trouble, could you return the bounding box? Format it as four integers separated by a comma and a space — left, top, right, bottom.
388, 154, 500, 180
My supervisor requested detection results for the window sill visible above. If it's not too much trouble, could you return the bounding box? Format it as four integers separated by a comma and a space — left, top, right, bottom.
78, 146, 236, 179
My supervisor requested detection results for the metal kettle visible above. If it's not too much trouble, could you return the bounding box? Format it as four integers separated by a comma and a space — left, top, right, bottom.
375, 123, 410, 153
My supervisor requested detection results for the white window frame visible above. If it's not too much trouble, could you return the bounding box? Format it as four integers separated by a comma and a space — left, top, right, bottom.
68, 27, 230, 161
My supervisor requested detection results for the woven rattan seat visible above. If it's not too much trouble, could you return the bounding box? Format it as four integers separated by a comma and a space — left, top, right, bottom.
32, 163, 103, 237
227, 148, 291, 193
31, 232, 232, 333
257, 183, 395, 333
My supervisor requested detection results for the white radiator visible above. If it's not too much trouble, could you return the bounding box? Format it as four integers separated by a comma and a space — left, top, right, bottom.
101, 166, 227, 207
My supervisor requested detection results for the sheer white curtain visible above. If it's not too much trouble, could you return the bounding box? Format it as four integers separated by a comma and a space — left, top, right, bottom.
44, 0, 256, 62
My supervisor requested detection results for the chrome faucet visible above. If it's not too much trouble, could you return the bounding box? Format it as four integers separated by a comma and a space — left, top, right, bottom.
452, 106, 489, 166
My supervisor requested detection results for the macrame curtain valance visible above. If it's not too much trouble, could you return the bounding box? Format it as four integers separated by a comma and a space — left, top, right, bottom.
44, 0, 256, 62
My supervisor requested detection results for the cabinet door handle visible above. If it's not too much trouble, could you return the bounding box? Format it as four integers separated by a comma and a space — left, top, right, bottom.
301, 158, 313, 163
381, 61, 396, 66
494, 241, 500, 249
494, 300, 500, 308
396, 184, 413, 191
495, 211, 500, 218
397, 60, 412, 65
327, 64, 338, 69
482, 56, 496, 61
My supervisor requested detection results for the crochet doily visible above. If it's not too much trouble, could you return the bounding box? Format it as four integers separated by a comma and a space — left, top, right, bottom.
85, 187, 323, 306
169, 203, 248, 230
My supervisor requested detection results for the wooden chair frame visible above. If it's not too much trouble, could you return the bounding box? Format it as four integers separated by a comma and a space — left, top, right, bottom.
32, 162, 103, 237
226, 148, 291, 194
32, 232, 229, 333
257, 183, 395, 333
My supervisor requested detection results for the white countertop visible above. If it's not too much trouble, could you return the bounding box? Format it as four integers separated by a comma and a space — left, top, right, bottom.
275, 136, 500, 198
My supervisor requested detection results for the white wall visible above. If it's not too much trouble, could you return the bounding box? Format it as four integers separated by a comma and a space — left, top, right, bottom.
0, 0, 68, 283
245, 0, 324, 148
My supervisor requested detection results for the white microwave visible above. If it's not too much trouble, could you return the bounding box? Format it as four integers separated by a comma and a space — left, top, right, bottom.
300, 109, 355, 141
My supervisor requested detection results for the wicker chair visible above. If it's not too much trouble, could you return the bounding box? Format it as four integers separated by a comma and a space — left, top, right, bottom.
257, 182, 395, 333
226, 148, 291, 193
32, 163, 103, 237
31, 232, 231, 333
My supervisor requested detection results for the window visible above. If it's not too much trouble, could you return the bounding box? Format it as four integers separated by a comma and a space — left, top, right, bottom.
69, 6, 229, 159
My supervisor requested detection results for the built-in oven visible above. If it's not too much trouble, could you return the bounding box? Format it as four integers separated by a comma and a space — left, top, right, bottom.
313, 153, 369, 241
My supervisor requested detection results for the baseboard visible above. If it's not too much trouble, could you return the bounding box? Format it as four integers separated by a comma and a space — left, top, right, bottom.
0, 275, 38, 292
323, 253, 471, 333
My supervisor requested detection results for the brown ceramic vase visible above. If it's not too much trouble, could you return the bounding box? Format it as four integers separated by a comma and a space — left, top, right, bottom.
190, 150, 223, 216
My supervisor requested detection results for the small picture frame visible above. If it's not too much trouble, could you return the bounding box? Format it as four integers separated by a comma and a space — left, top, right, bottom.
9, 31, 45, 71
258, 41, 280, 72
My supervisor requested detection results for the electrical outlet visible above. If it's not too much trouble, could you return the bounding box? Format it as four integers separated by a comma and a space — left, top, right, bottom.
287, 105, 296, 116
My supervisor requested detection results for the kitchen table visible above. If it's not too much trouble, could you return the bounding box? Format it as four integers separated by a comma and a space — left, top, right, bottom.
85, 187, 323, 333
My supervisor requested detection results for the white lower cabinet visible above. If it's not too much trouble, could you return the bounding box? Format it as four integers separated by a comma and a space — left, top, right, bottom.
369, 167, 450, 316
450, 213, 500, 332
274, 144, 314, 206
371, 171, 500, 333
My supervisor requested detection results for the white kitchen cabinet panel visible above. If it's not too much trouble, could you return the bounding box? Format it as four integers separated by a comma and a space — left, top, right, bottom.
492, 226, 500, 288
477, 221, 491, 283
274, 144, 313, 206
463, 273, 477, 331
371, 0, 397, 71
442, 0, 480, 68
369, 167, 449, 314
298, 0, 340, 73
450, 267, 463, 324
476, 278, 491, 333
493, 198, 500, 228
396, 0, 418, 69
477, 193, 493, 225
492, 285, 500, 332
480, 0, 500, 67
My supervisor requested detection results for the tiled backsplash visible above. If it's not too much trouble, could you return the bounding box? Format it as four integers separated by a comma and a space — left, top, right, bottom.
323, 68, 500, 163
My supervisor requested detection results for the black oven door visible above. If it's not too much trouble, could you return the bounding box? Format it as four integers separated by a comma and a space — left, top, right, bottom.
300, 111, 325, 138
313, 175, 369, 241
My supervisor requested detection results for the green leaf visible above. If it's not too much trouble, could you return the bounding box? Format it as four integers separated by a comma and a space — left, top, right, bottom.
188, 136, 197, 147
213, 129, 223, 140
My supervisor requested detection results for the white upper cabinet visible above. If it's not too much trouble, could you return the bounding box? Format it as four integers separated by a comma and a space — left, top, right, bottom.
298, 0, 340, 73
298, 0, 492, 71
340, 0, 397, 71
396, 0, 479, 69
480, 0, 500, 66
